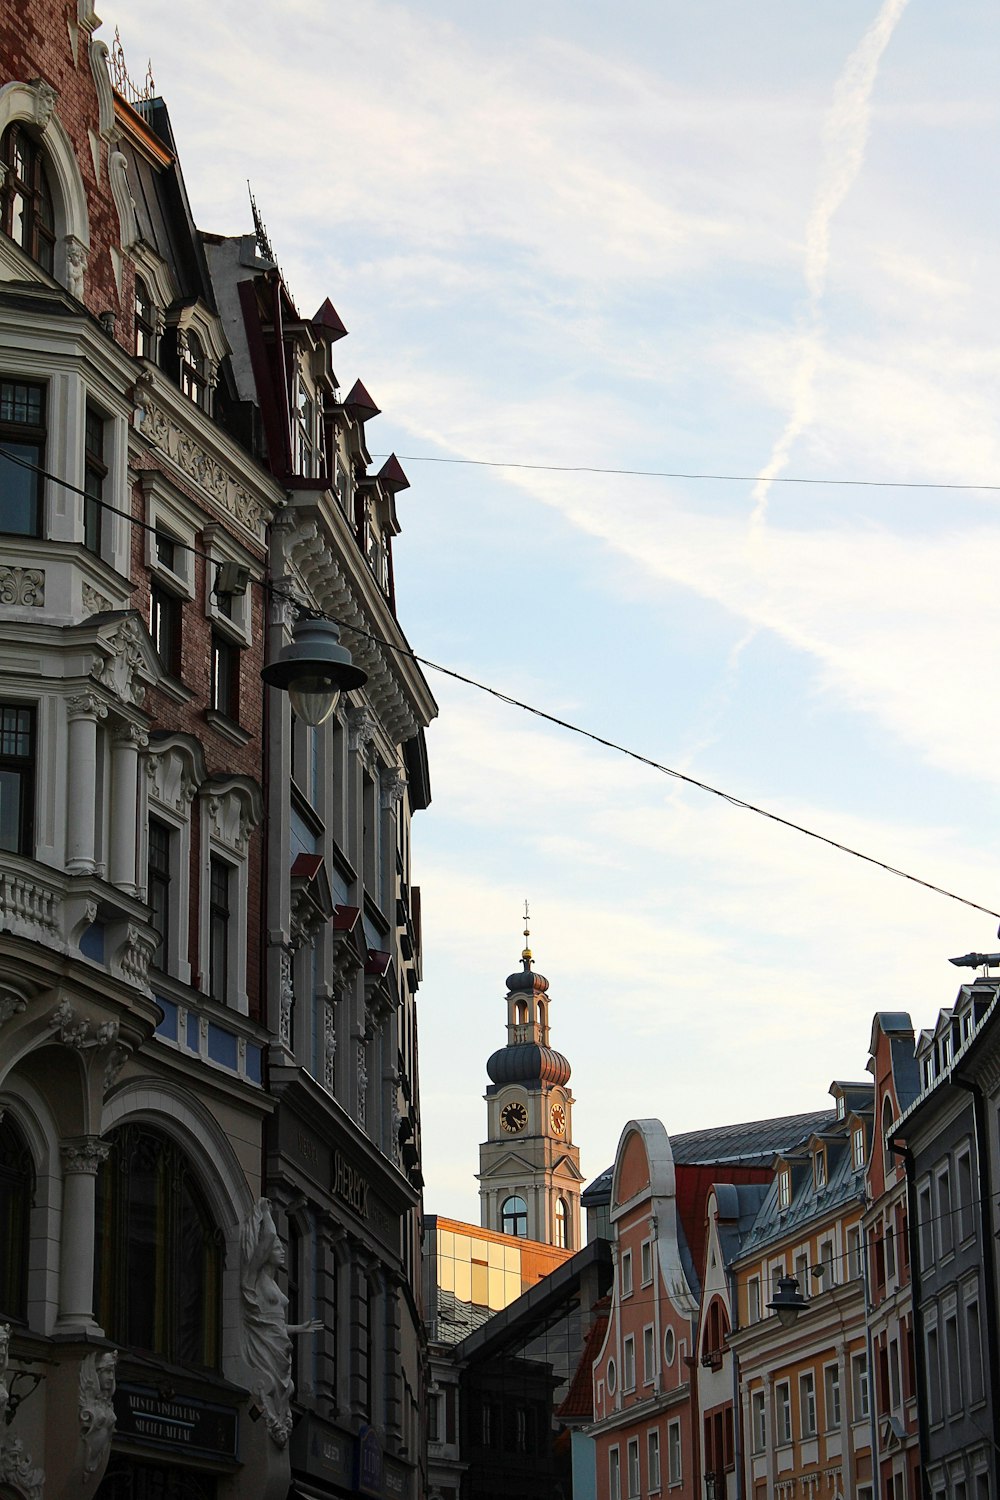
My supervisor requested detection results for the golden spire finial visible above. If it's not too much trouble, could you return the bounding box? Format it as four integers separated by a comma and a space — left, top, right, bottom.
522, 899, 532, 969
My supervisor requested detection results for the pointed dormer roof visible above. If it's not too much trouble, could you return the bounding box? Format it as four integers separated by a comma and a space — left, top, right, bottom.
312, 297, 348, 341
344, 378, 380, 424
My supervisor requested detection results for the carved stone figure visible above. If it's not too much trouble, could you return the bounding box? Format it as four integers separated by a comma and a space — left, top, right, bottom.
240, 1199, 320, 1447
79, 1349, 117, 1480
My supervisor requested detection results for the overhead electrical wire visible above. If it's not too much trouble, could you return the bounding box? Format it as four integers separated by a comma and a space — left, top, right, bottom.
4, 443, 999, 923
372, 452, 1000, 494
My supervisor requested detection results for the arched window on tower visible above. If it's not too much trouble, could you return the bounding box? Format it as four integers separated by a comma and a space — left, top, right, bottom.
555, 1197, 569, 1249
94, 1123, 223, 1368
0, 123, 55, 275
0, 1112, 34, 1321
537, 1000, 546, 1027
514, 999, 528, 1027
502, 1195, 528, 1238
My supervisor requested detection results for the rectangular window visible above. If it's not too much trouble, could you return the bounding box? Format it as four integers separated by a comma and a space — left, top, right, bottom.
853, 1125, 866, 1170
751, 1390, 766, 1452
151, 582, 181, 677
775, 1381, 791, 1444
847, 1224, 863, 1281
647, 1430, 660, 1491
667, 1422, 681, 1485
747, 1275, 761, 1324
627, 1438, 640, 1500
818, 1236, 836, 1285
641, 1239, 653, 1286
643, 1325, 655, 1384
918, 1183, 933, 1270
0, 378, 45, 536
210, 631, 240, 721
885, 1223, 897, 1281
815, 1151, 826, 1188
84, 405, 106, 553
944, 1313, 961, 1414
957, 1150, 975, 1242
799, 1371, 816, 1437
824, 1364, 841, 1429
208, 856, 231, 1003
623, 1333, 636, 1392
936, 1166, 954, 1257
0, 704, 35, 855
888, 1336, 901, 1411
621, 1249, 633, 1298
147, 817, 172, 963
778, 1169, 790, 1208
925, 1325, 940, 1424
966, 1297, 984, 1405
852, 1353, 869, 1421
609, 1446, 621, 1500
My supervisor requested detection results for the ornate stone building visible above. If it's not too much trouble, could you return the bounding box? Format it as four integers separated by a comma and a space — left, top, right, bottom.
0, 6, 434, 1499
478, 933, 583, 1250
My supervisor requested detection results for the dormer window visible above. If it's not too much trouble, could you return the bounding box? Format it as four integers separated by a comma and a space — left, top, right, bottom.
180, 331, 208, 409
778, 1168, 791, 1209
836, 1096, 845, 1120
0, 124, 55, 276
853, 1125, 866, 1171
364, 511, 389, 592
815, 1151, 826, 1189
292, 371, 321, 478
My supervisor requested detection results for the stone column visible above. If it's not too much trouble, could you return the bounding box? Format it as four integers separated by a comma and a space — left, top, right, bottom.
66, 694, 107, 874
109, 723, 147, 893
58, 1136, 111, 1330
383, 1269, 403, 1442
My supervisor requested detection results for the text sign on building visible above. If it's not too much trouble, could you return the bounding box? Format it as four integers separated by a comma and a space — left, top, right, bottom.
114, 1383, 238, 1459
355, 1423, 383, 1498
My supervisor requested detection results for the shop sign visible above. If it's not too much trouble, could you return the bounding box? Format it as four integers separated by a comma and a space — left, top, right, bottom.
333, 1149, 369, 1218
355, 1423, 383, 1498
114, 1383, 238, 1459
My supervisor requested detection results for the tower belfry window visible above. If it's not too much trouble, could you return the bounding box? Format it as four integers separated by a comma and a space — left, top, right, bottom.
502, 1195, 528, 1238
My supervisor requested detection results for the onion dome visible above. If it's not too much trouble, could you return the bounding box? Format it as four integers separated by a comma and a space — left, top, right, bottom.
506, 948, 549, 996
487, 1042, 571, 1088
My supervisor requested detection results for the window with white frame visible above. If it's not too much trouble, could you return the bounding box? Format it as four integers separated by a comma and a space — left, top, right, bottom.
627, 1437, 640, 1500
667, 1421, 681, 1485
623, 1334, 636, 1392
198, 776, 261, 1013
815, 1150, 826, 1189
824, 1363, 841, 1429
957, 1149, 975, 1243
965, 1291, 985, 1405
799, 1371, 816, 1436
888, 1335, 902, 1411
643, 1325, 655, 1384
818, 1235, 836, 1285
944, 1310, 961, 1415
775, 1381, 792, 1444
751, 1389, 766, 1452
936, 1165, 954, 1257
778, 1168, 791, 1209
853, 1124, 866, 1171
609, 1446, 621, 1500
851, 1352, 869, 1422
747, 1274, 761, 1324
292, 364, 322, 478
641, 1237, 653, 1286
647, 1429, 661, 1492
885, 1222, 897, 1281
621, 1248, 633, 1298
144, 736, 202, 985
663, 1326, 675, 1367
917, 1181, 934, 1271
847, 1223, 863, 1281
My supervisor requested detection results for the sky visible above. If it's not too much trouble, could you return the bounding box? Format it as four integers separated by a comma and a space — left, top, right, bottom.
109, 0, 1000, 1224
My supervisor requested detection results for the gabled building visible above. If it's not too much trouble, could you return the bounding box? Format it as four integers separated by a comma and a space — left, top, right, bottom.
891, 979, 999, 1500
863, 1014, 921, 1500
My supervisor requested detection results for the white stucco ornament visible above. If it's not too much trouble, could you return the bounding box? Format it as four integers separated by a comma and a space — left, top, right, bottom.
240, 1199, 321, 1448
79, 1349, 118, 1480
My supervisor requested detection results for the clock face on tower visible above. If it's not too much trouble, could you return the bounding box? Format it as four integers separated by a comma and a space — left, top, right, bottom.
501, 1101, 528, 1134
550, 1103, 566, 1136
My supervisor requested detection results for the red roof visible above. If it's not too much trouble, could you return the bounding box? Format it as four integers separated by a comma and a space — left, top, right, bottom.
557, 1297, 610, 1423
344, 378, 380, 423
312, 297, 348, 341
377, 453, 410, 493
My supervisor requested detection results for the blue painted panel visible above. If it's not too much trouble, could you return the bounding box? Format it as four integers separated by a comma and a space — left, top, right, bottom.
290, 806, 317, 858
187, 1014, 200, 1051
79, 923, 105, 961
245, 1043, 263, 1084
156, 996, 178, 1042
207, 1023, 238, 1070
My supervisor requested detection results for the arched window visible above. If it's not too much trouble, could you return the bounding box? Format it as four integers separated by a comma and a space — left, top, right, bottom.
0, 1113, 34, 1321
514, 999, 528, 1026
94, 1123, 222, 1368
180, 331, 208, 408
555, 1197, 569, 1249
536, 1000, 546, 1027
0, 123, 55, 274
134, 276, 156, 359
501, 1195, 528, 1238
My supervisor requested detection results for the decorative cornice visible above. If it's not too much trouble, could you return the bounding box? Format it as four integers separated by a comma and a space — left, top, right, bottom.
133, 373, 269, 543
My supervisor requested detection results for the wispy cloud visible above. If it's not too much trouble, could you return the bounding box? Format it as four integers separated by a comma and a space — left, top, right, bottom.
750, 0, 911, 529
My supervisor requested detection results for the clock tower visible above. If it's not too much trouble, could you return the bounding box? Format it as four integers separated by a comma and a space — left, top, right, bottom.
477, 914, 582, 1249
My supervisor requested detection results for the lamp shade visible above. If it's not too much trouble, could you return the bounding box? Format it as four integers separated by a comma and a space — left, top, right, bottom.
261, 616, 367, 725
766, 1274, 807, 1328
